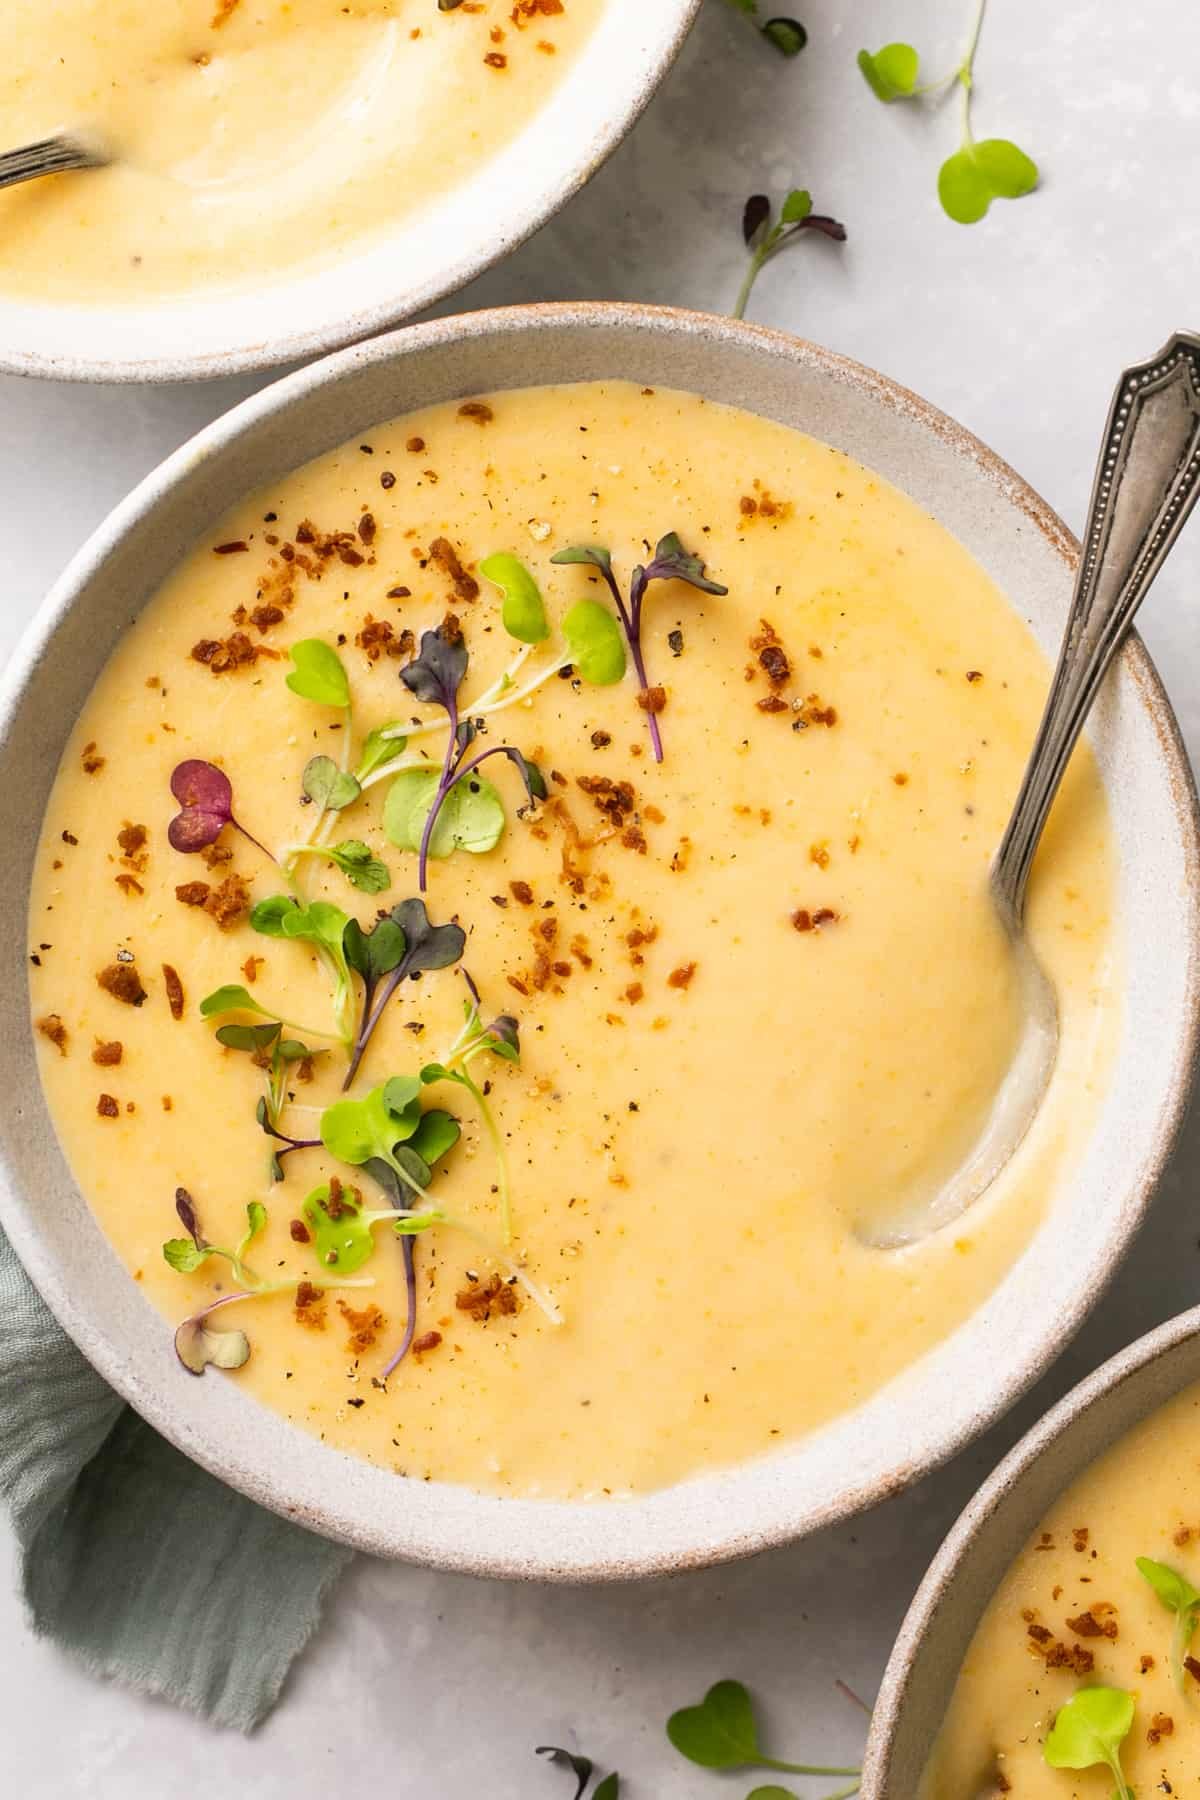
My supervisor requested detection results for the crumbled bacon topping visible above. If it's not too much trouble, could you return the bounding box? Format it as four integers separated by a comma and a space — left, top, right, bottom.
36, 1014, 68, 1056
456, 1274, 521, 1320
428, 538, 479, 604
97, 963, 147, 1006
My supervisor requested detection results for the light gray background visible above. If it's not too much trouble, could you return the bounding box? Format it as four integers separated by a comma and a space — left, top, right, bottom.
2, 1, 1198, 1790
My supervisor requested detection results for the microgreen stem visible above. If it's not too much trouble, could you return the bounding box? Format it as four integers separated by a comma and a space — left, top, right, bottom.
598, 557, 664, 762
734, 246, 769, 321
458, 1063, 512, 1243
378, 1234, 418, 1382
417, 686, 461, 891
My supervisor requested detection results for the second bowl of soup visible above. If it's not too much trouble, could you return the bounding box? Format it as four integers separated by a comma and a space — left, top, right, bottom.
3, 305, 1197, 1575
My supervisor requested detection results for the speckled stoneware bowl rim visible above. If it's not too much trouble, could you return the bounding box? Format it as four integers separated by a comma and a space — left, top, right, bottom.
3, 303, 1199, 1580
861, 1303, 1200, 1795
0, 3, 700, 385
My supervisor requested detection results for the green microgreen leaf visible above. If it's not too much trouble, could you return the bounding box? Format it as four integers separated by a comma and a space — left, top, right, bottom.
251, 896, 356, 1044
857, 42, 919, 101
1137, 1554, 1200, 1692
666, 1681, 860, 1782
201, 984, 276, 1020
163, 1237, 210, 1274
746, 1790, 798, 1800
938, 138, 1039, 224
286, 638, 352, 709
303, 1180, 376, 1275
408, 1108, 461, 1169
325, 839, 390, 894
1043, 1686, 1135, 1798
779, 188, 812, 225
761, 19, 806, 57
344, 914, 407, 984
592, 1779, 620, 1800
215, 1020, 281, 1053
238, 1200, 267, 1257
302, 755, 361, 812
383, 767, 506, 859
561, 600, 627, 686
480, 552, 551, 644
356, 723, 408, 781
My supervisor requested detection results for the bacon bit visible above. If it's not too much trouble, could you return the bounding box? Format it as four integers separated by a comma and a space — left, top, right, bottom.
623, 982, 644, 1004
1066, 1607, 1118, 1640
1073, 1527, 1090, 1552
289, 1220, 311, 1244
406, 436, 425, 454
810, 842, 830, 869
667, 962, 697, 989
249, 603, 285, 634
294, 1282, 327, 1330
203, 842, 233, 868
577, 774, 636, 828
1175, 1526, 1193, 1546
507, 975, 530, 996
739, 496, 758, 517
590, 730, 612, 749
892, 771, 910, 787
484, 50, 508, 67
1141, 1654, 1157, 1673
97, 1094, 120, 1119
757, 695, 789, 714
36, 1015, 68, 1057
511, 0, 565, 20
117, 823, 148, 859
456, 1274, 521, 1319
162, 1096, 173, 1112
81, 742, 105, 774
458, 401, 494, 425
670, 837, 692, 873
637, 685, 667, 715
429, 538, 480, 604
176, 880, 211, 908
791, 908, 840, 933
1185, 1654, 1200, 1685
358, 512, 377, 546
439, 610, 464, 647
355, 614, 413, 662
337, 1300, 386, 1353
98, 963, 147, 1007
570, 935, 593, 969
242, 955, 263, 985
213, 540, 248, 555
412, 1330, 443, 1355
162, 964, 185, 1021
176, 874, 250, 928
92, 1040, 123, 1066
190, 631, 271, 674
509, 879, 535, 905
115, 874, 144, 897
621, 825, 648, 854
759, 644, 791, 685
796, 694, 838, 728
965, 670, 983, 683
1147, 1713, 1174, 1745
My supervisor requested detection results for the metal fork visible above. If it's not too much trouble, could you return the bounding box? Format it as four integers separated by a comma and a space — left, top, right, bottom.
0, 133, 108, 193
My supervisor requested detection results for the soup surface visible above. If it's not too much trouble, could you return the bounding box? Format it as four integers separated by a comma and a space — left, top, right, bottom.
28, 382, 1116, 1499
0, 0, 599, 304
924, 1378, 1200, 1797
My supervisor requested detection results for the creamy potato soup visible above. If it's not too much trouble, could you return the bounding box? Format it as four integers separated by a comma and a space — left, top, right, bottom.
27, 383, 1117, 1499
924, 1381, 1200, 1798
0, 1, 599, 304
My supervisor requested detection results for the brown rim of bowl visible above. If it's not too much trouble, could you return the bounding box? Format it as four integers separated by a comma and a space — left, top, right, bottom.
4, 302, 1199, 1577
0, 8, 703, 384
860, 1300, 1200, 1793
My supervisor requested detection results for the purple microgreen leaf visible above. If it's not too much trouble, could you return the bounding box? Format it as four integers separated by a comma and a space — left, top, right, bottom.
458, 743, 548, 802
168, 759, 274, 862
484, 1014, 521, 1062
536, 1748, 593, 1798
389, 898, 468, 977
550, 544, 614, 578
800, 213, 848, 242
641, 532, 730, 598
743, 193, 772, 247
344, 899, 466, 1088
400, 622, 468, 712
174, 1186, 205, 1249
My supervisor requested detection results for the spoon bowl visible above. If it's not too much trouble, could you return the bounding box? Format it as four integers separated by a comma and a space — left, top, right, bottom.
861, 331, 1200, 1249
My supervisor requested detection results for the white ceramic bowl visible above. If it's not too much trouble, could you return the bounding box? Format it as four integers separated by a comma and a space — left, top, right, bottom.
2, 304, 1197, 1579
861, 1305, 1200, 1795
0, 6, 699, 383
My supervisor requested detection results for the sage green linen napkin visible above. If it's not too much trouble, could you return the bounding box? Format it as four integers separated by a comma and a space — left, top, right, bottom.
0, 1221, 353, 1729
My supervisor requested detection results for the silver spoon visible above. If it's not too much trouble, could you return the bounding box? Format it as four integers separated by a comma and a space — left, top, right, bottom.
868, 330, 1200, 1248
0, 132, 108, 192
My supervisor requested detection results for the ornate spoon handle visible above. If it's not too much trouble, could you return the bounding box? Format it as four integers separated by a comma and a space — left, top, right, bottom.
0, 133, 107, 192
993, 331, 1200, 924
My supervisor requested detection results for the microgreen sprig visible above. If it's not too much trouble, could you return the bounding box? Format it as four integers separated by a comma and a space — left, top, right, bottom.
249, 895, 357, 1045
551, 537, 727, 762
167, 759, 274, 861
342, 896, 466, 1089
1137, 1555, 1200, 1694
281, 838, 390, 895
1042, 1685, 1135, 1800
383, 621, 547, 890
858, 0, 1038, 224
667, 1682, 860, 1790
735, 190, 846, 321
721, 0, 807, 58
163, 1190, 372, 1373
